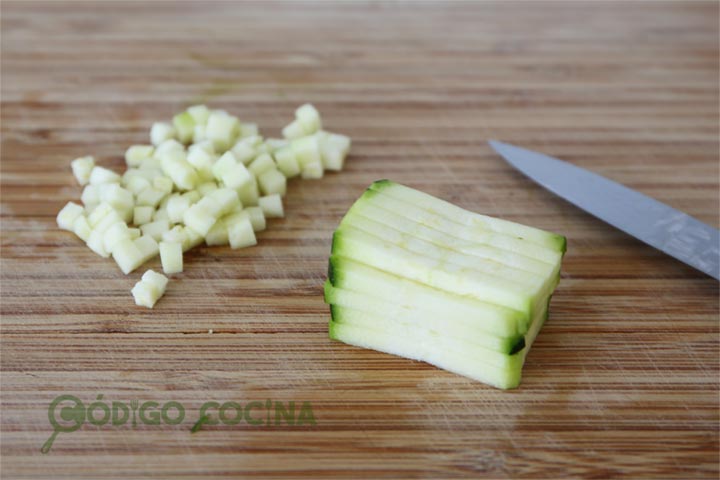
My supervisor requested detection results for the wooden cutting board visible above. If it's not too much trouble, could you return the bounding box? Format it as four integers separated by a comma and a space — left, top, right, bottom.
1, 1, 718, 478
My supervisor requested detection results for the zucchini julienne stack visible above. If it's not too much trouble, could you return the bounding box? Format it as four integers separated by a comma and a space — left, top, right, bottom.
324, 180, 566, 389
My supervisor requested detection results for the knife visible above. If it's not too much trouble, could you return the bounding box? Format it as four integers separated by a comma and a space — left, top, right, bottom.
488, 140, 720, 280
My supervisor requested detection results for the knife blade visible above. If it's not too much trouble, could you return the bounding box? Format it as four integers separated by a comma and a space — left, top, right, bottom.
488, 140, 720, 280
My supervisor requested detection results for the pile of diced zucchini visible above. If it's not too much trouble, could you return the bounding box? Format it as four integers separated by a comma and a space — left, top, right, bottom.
57, 104, 350, 307
325, 180, 565, 389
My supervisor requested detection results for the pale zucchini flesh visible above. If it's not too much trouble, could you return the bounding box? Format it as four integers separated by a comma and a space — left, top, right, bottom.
329, 308, 515, 389
332, 226, 537, 320
369, 180, 567, 253
340, 212, 550, 286
345, 196, 560, 273
324, 282, 526, 355
328, 297, 550, 390
327, 255, 527, 336
358, 187, 563, 265
330, 306, 526, 371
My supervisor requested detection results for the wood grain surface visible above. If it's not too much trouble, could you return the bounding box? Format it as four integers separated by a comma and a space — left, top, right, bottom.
1, 1, 718, 478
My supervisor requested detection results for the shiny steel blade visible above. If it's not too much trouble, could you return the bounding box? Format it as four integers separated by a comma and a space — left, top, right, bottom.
489, 140, 720, 280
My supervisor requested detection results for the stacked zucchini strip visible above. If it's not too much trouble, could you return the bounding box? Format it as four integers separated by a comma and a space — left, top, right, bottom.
325, 180, 566, 389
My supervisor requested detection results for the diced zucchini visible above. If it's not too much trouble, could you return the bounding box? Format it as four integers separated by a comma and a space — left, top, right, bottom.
103, 221, 133, 253
57, 202, 85, 231
71, 156, 95, 185
193, 124, 206, 143
159, 241, 183, 274
196, 181, 219, 196
87, 202, 116, 227
227, 216, 257, 249
282, 119, 306, 140
183, 227, 205, 251
132, 270, 169, 308
88, 166, 121, 185
113, 237, 143, 273
100, 184, 134, 213
187, 105, 210, 125
125, 145, 154, 167
318, 131, 351, 171
133, 206, 154, 226
153, 176, 174, 195
125, 176, 152, 196
230, 141, 257, 165
258, 194, 284, 218
205, 218, 229, 246
155, 139, 185, 159
81, 185, 101, 209
166, 194, 192, 224
140, 219, 170, 241
183, 202, 218, 236
258, 169, 287, 196
237, 177, 260, 206
136, 187, 167, 208
150, 122, 176, 146
265, 138, 289, 152
206, 110, 240, 152
291, 136, 321, 167
300, 161, 323, 179
240, 122, 259, 138
274, 146, 300, 178
248, 153, 276, 177
72, 215, 92, 242
245, 206, 266, 231
223, 163, 253, 189
295, 104, 322, 134
135, 235, 159, 263
205, 188, 240, 216
159, 150, 198, 191
182, 190, 201, 205
212, 151, 237, 180
187, 147, 216, 182
173, 111, 196, 144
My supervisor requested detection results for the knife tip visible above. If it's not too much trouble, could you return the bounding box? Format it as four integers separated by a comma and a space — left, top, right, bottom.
487, 139, 506, 151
